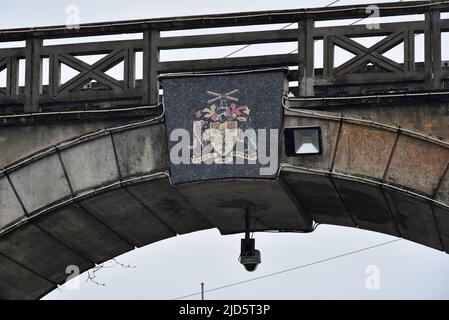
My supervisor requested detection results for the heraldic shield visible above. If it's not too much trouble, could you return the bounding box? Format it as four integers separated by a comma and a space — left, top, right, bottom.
191, 89, 257, 164
210, 121, 238, 157
162, 69, 286, 184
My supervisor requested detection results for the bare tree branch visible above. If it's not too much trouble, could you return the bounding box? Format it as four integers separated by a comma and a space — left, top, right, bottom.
86, 259, 137, 286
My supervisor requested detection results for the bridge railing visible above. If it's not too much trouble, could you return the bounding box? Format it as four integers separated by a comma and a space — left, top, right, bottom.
0, 1, 448, 115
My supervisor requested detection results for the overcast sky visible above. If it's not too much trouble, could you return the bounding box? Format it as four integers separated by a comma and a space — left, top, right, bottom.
2, 0, 449, 299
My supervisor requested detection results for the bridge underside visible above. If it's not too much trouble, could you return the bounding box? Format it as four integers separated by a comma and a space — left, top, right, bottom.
2, 0, 449, 300
1, 107, 449, 299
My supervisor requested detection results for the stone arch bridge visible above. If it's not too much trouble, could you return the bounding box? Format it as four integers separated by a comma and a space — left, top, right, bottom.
1, 1, 449, 299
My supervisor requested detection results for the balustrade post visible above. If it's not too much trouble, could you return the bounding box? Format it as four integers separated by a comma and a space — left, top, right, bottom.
424, 2, 441, 90
143, 29, 160, 105
298, 17, 314, 96
24, 37, 42, 112
6, 56, 19, 97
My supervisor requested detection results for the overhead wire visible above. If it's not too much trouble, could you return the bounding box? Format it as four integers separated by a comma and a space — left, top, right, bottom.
173, 1, 412, 301
2, 0, 446, 35
288, 0, 407, 54
173, 238, 402, 300
223, 0, 341, 58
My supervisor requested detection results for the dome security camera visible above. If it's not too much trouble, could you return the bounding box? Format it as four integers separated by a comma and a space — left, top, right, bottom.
240, 249, 261, 272
239, 239, 261, 272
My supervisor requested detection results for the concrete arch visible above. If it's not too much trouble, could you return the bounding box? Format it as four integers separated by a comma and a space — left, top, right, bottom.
281, 108, 449, 252
0, 112, 448, 299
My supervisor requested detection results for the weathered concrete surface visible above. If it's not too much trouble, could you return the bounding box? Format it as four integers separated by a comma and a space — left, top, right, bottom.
434, 205, 449, 252
8, 153, 71, 213
0, 120, 131, 168
0, 0, 448, 300
112, 125, 169, 178
281, 110, 449, 253
0, 175, 25, 227
177, 179, 313, 234
306, 102, 449, 140
0, 254, 54, 300
385, 135, 449, 195
333, 178, 399, 236
333, 123, 396, 180
435, 169, 449, 205
385, 191, 443, 250
0, 224, 93, 284
126, 179, 212, 234
36, 204, 133, 263
80, 188, 176, 247
60, 135, 119, 194
0, 110, 448, 299
282, 171, 353, 227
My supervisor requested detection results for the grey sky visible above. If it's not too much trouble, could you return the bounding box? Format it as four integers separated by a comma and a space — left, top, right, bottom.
2, 0, 449, 299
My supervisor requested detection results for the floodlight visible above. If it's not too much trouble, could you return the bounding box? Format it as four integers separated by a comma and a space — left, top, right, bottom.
284, 127, 322, 156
